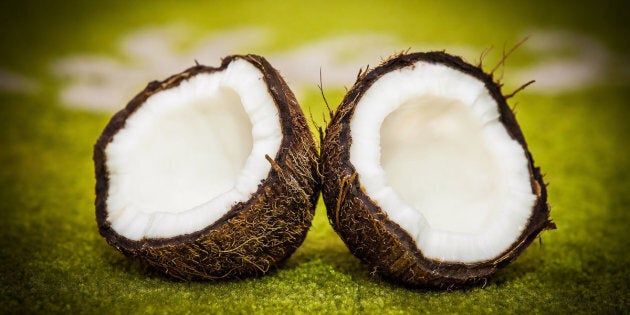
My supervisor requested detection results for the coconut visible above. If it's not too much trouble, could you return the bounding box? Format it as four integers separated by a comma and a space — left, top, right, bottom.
321, 52, 554, 288
94, 55, 319, 280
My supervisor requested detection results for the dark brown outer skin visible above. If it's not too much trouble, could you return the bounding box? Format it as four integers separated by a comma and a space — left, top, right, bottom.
94, 55, 319, 280
321, 52, 554, 288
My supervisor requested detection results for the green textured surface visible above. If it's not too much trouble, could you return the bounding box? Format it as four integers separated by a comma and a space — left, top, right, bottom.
1, 1, 629, 314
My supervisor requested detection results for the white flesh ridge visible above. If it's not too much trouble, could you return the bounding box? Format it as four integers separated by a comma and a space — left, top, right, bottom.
105, 59, 282, 240
350, 62, 536, 263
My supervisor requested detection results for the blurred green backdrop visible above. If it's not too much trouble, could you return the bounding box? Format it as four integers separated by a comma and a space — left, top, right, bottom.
1, 0, 628, 313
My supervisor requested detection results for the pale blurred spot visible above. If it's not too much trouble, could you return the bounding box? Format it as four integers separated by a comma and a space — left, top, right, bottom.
51, 25, 627, 112
513, 30, 628, 93
270, 33, 476, 96
52, 26, 267, 112
0, 70, 38, 94
52, 25, 479, 112
270, 33, 398, 92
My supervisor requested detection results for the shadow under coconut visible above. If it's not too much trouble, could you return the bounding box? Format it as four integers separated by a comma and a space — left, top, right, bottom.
282, 243, 447, 295
95, 238, 163, 280
288, 233, 554, 292
94, 227, 315, 284
489, 239, 550, 286
97, 241, 285, 284
94, 222, 551, 290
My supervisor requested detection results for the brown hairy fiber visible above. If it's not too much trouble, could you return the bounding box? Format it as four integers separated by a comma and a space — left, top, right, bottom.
94, 55, 319, 280
321, 51, 553, 288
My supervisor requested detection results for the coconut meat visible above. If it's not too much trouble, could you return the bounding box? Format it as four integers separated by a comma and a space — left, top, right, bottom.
105, 59, 282, 241
350, 61, 536, 263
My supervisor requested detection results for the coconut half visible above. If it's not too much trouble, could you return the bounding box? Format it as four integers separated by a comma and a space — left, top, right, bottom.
321, 52, 554, 287
94, 55, 319, 280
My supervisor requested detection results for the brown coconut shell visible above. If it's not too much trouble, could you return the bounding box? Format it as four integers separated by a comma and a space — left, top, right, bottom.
321, 51, 554, 288
94, 55, 319, 281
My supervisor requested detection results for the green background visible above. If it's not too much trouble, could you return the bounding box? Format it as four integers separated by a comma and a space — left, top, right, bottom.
1, 1, 628, 313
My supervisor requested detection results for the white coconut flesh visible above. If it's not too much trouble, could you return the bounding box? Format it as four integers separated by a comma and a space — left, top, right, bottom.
350, 62, 536, 263
105, 59, 282, 241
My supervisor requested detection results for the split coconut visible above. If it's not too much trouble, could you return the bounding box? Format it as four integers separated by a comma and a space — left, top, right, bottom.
94, 55, 319, 280
321, 52, 554, 288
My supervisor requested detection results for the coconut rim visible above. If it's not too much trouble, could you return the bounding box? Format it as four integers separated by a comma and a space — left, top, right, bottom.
325, 51, 552, 271
95, 54, 306, 250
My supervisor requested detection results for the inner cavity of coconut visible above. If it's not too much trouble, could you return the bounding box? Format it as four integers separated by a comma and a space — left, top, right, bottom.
105, 59, 282, 241
349, 61, 536, 263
